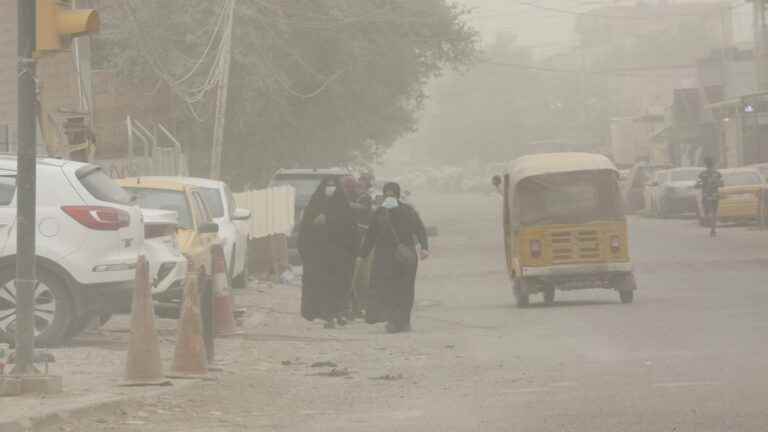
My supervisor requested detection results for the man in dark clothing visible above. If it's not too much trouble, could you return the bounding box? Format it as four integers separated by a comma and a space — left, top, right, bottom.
695, 157, 724, 237
298, 177, 359, 328
359, 182, 429, 333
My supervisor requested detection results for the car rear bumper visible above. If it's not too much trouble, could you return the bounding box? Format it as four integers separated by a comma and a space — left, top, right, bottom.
522, 262, 633, 278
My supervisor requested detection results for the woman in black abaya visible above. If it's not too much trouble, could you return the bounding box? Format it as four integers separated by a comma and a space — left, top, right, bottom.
298, 177, 359, 328
360, 182, 429, 333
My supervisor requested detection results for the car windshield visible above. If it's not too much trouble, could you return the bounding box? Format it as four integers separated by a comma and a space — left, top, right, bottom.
518, 171, 623, 225
198, 187, 225, 218
670, 169, 701, 182
723, 172, 762, 187
77, 167, 133, 205
124, 187, 193, 229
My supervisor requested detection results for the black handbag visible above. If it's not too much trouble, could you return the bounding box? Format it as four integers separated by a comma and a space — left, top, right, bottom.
386, 212, 417, 269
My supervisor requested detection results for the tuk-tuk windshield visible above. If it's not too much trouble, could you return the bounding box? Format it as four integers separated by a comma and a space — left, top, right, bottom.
518, 171, 623, 225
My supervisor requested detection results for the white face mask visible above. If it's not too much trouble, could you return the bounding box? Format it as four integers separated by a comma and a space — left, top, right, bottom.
325, 186, 336, 197
382, 197, 399, 209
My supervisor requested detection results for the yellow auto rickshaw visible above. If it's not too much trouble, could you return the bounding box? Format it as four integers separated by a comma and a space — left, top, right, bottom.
494, 153, 636, 307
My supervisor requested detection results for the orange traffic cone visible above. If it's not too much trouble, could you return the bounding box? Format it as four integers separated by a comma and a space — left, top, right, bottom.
212, 245, 242, 337
122, 255, 170, 386
168, 267, 209, 379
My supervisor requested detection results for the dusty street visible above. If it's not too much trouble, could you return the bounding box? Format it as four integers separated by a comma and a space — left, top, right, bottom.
46, 192, 768, 431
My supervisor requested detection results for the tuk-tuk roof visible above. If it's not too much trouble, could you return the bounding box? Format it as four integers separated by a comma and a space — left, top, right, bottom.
507, 153, 618, 188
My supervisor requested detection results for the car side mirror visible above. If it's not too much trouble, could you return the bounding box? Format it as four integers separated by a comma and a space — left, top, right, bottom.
232, 208, 251, 221
491, 175, 502, 188
198, 222, 219, 234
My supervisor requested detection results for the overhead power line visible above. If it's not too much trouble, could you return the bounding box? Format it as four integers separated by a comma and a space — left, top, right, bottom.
517, 1, 747, 20
483, 60, 696, 77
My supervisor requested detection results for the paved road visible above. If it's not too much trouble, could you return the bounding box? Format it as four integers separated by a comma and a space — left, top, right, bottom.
49, 193, 768, 431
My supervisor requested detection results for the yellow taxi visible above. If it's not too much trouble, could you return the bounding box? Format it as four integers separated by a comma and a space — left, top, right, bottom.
493, 153, 636, 307
697, 168, 765, 225
117, 178, 219, 275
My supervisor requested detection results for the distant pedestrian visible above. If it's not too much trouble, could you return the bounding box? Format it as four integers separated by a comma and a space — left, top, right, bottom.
695, 157, 724, 237
360, 182, 429, 333
298, 177, 359, 328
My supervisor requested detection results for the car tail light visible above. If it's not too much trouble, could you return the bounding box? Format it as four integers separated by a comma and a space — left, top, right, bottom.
62, 206, 130, 231
610, 236, 621, 253
145, 223, 177, 239
530, 239, 542, 258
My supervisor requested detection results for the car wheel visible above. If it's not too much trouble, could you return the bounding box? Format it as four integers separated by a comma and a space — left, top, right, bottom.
617, 274, 637, 304
543, 286, 556, 305
0, 268, 74, 347
620, 290, 635, 304
513, 278, 530, 308
230, 247, 248, 289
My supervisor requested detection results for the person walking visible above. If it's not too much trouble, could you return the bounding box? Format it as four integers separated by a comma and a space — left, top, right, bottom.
360, 182, 429, 333
298, 177, 359, 328
695, 157, 724, 237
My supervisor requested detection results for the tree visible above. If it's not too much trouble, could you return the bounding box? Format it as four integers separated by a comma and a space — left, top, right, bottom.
91, 0, 478, 187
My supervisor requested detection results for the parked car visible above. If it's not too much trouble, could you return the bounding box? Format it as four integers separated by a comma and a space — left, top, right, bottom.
141, 208, 187, 304
268, 168, 350, 263
747, 162, 768, 182
0, 157, 144, 346
118, 179, 219, 277
645, 167, 702, 217
140, 177, 251, 288
696, 168, 765, 225
622, 162, 673, 213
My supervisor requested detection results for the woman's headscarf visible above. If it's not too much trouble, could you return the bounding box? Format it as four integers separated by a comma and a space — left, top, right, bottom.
383, 182, 401, 199
300, 176, 358, 255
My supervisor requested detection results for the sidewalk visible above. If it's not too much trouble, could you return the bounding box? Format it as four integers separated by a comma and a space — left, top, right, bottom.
0, 280, 277, 432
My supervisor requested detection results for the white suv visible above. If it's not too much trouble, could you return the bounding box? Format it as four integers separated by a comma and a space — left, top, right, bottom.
142, 177, 251, 287
0, 157, 143, 346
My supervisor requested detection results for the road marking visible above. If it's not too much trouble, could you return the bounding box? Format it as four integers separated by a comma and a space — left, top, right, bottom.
501, 387, 549, 394
653, 381, 720, 388
549, 381, 577, 388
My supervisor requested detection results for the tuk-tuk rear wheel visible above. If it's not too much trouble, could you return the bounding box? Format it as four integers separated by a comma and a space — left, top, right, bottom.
620, 290, 634, 303
543, 286, 556, 305
513, 278, 530, 308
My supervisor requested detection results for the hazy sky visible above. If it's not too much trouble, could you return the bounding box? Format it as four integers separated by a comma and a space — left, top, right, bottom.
457, 0, 754, 54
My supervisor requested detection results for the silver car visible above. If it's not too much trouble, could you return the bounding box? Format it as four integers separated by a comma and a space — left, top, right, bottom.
645, 167, 702, 217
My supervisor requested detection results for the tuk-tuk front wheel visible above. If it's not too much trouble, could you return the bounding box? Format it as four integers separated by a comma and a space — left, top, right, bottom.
617, 274, 637, 304
513, 277, 530, 308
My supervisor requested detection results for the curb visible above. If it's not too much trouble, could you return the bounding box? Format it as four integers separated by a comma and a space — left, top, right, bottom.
0, 378, 197, 432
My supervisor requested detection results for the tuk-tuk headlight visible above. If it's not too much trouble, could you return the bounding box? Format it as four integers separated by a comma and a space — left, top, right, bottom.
530, 239, 542, 258
610, 236, 621, 253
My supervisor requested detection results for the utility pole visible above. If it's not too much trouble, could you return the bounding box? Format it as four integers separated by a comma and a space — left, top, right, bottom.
209, 0, 235, 180
12, 0, 39, 378
755, 0, 768, 90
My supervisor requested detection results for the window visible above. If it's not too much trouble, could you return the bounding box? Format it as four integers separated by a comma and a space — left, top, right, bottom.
192, 192, 212, 224
723, 172, 762, 187
670, 169, 701, 182
197, 187, 225, 218
124, 187, 193, 229
519, 172, 623, 225
0, 176, 16, 205
225, 185, 237, 216
77, 166, 133, 205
